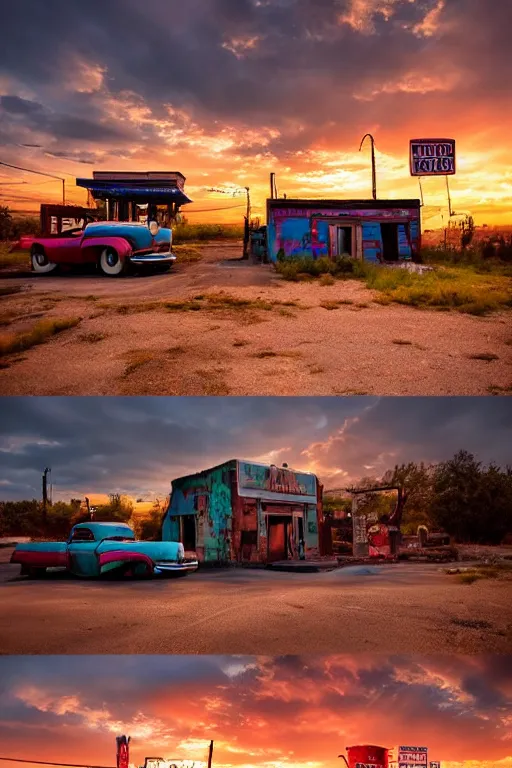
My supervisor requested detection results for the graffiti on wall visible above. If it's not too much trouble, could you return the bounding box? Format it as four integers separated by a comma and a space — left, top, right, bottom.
163, 463, 235, 561
269, 207, 421, 263
238, 462, 316, 497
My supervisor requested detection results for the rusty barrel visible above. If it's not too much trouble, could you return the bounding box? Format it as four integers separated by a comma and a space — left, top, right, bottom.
346, 745, 389, 768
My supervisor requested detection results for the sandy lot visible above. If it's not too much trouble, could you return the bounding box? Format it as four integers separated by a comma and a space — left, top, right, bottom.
0, 243, 511, 395
0, 557, 510, 654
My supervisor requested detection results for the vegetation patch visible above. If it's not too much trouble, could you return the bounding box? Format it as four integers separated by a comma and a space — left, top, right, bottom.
275, 255, 512, 314
0, 246, 29, 270
0, 285, 23, 297
0, 317, 81, 358
468, 352, 499, 362
173, 244, 203, 263
123, 349, 156, 376
173, 222, 243, 242
79, 332, 105, 344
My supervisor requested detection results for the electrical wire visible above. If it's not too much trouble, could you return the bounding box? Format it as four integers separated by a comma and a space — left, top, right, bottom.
0, 161, 66, 181
184, 203, 246, 213
0, 759, 115, 768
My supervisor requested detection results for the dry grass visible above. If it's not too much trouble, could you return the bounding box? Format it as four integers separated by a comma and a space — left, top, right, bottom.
0, 245, 29, 269
173, 244, 203, 263
0, 317, 81, 357
79, 331, 106, 344
0, 285, 23, 297
468, 352, 500, 362
123, 350, 156, 376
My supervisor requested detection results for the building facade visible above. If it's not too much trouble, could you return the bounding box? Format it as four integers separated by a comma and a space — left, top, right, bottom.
266, 198, 421, 264
161, 460, 324, 564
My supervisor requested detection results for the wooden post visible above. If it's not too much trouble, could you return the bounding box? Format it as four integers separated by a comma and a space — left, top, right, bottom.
207, 741, 214, 768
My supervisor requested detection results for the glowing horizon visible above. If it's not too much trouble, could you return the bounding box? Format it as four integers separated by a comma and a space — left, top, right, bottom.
0, 656, 510, 768
1, 1, 511, 228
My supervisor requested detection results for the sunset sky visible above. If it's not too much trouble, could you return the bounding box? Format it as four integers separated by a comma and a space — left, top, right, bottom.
1, 0, 511, 226
0, 655, 511, 768
0, 396, 510, 501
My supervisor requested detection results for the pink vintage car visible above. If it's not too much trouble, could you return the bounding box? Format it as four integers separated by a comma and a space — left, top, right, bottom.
28, 220, 175, 276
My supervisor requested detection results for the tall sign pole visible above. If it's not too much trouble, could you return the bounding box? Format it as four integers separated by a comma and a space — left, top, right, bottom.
359, 134, 377, 200
409, 138, 456, 228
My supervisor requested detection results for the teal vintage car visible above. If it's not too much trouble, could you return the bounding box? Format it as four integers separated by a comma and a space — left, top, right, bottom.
10, 522, 198, 578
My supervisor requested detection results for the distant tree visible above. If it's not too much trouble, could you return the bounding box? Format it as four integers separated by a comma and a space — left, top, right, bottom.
0, 206, 14, 240
382, 462, 432, 529
93, 493, 134, 523
429, 451, 512, 543
133, 499, 166, 540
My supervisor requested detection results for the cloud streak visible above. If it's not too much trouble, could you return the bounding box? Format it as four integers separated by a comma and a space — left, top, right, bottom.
0, 656, 510, 768
0, 0, 511, 223
0, 397, 510, 500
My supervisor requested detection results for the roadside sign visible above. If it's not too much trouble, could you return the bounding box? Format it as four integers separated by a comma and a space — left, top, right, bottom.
409, 139, 456, 175
398, 747, 428, 768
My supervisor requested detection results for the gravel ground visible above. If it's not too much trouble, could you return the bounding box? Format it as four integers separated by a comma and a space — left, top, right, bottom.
0, 244, 510, 395
0, 558, 511, 654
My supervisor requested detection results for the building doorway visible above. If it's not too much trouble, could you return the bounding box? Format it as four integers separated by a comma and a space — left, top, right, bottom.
267, 516, 290, 562
381, 223, 400, 261
181, 514, 196, 551
329, 224, 354, 257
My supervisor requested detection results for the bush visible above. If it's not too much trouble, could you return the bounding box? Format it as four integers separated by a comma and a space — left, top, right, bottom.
173, 223, 243, 242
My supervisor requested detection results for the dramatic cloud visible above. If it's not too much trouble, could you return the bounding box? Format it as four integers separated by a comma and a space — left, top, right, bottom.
0, 0, 511, 223
0, 396, 510, 500
0, 656, 510, 768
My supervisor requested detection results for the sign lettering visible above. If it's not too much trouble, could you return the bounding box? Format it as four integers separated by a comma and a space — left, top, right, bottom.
410, 139, 456, 176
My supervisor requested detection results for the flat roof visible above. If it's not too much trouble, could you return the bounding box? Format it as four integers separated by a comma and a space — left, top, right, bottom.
267, 198, 421, 208
172, 459, 317, 485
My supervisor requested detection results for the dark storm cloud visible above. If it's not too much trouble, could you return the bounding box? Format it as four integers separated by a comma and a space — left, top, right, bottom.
0, 397, 511, 500
0, 656, 511, 764
1, 0, 503, 155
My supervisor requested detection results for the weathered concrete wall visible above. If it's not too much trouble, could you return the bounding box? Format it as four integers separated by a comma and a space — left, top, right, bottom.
164, 460, 323, 564
163, 461, 236, 562
267, 203, 421, 263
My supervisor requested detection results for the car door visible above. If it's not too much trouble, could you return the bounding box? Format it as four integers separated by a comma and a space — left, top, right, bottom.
67, 527, 100, 576
44, 231, 85, 264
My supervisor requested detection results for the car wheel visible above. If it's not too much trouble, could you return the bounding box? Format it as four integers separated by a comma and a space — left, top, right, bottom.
31, 246, 57, 274
99, 247, 128, 276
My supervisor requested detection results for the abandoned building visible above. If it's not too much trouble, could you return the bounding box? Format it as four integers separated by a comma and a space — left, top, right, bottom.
266, 198, 421, 263
161, 459, 325, 564
76, 170, 192, 226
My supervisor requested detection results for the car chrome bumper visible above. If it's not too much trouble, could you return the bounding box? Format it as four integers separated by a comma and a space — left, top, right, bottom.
154, 560, 199, 573
129, 252, 177, 264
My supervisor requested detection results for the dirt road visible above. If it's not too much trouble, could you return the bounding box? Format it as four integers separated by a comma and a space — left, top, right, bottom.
0, 244, 510, 395
0, 559, 510, 654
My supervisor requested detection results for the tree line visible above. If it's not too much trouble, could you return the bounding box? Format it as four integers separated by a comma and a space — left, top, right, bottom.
325, 450, 512, 545
0, 494, 165, 541
1, 451, 511, 545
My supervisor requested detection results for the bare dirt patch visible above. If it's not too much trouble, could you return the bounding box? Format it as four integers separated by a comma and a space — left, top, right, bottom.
0, 243, 511, 395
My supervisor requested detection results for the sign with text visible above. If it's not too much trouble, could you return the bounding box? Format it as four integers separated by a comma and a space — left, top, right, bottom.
238, 461, 317, 501
399, 747, 428, 768
409, 139, 456, 176
144, 760, 205, 768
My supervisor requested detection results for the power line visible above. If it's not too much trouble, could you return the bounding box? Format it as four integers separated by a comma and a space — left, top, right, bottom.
0, 759, 115, 768
0, 161, 66, 181
184, 203, 246, 213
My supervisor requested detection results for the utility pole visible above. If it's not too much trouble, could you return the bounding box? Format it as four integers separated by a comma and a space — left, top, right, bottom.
42, 467, 51, 527
207, 742, 214, 768
359, 134, 377, 200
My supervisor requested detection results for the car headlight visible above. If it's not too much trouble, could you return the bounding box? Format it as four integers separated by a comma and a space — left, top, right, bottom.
178, 543, 185, 559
